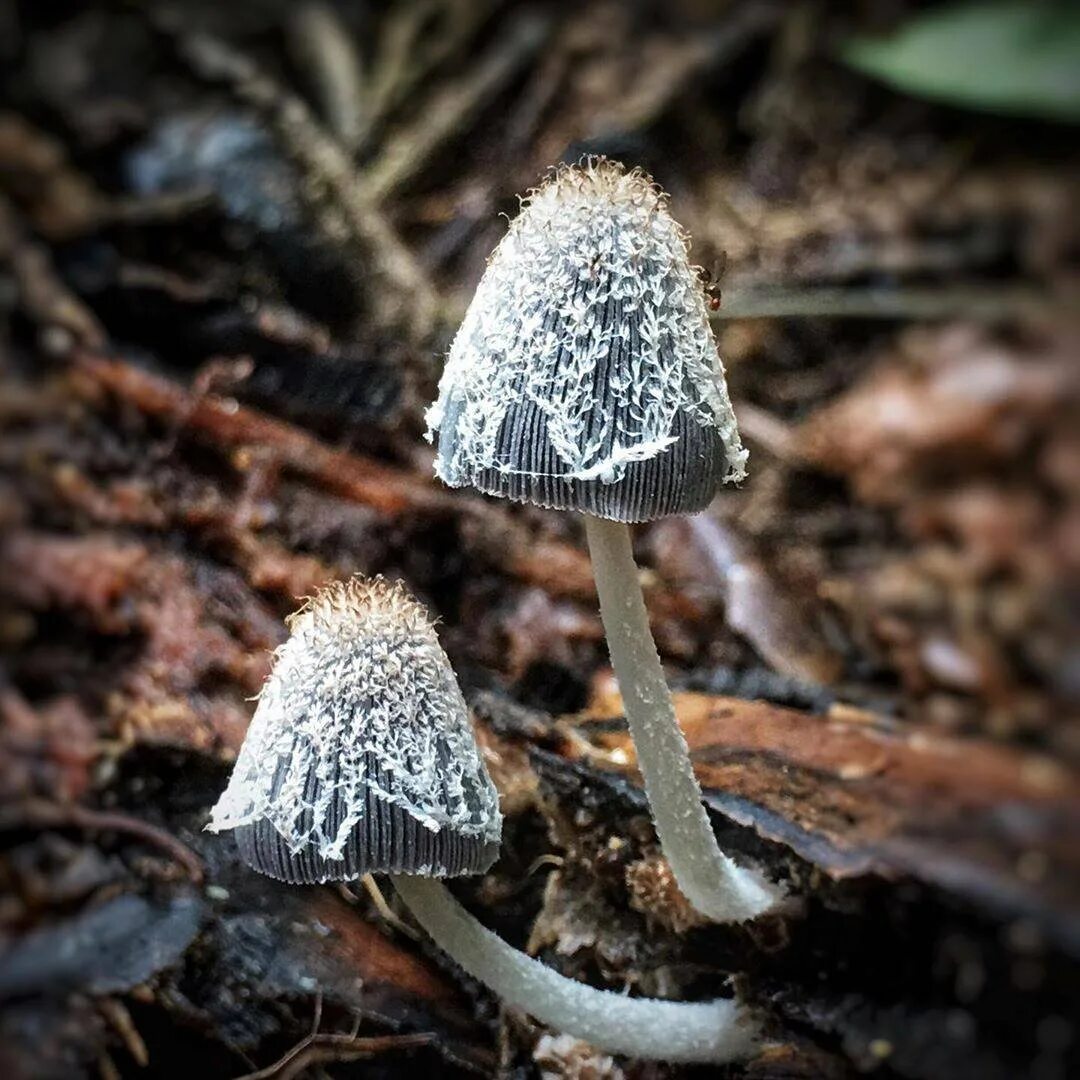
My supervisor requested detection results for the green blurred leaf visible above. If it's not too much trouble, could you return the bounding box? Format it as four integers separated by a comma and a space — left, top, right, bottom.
842, 1, 1080, 122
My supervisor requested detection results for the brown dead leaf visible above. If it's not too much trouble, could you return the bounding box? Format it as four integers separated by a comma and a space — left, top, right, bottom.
649, 514, 842, 684
798, 324, 1077, 504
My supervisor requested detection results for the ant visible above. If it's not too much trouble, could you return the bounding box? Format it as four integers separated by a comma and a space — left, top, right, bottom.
693, 252, 728, 312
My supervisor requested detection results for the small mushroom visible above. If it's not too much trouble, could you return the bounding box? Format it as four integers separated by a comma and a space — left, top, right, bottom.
209, 578, 761, 1064
209, 577, 500, 883
425, 158, 779, 922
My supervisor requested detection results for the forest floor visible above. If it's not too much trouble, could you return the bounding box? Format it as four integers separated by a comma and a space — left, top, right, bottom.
0, 2, 1077, 1078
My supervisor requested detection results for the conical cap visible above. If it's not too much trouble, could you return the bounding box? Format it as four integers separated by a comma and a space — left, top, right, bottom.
209, 578, 502, 883
426, 159, 747, 522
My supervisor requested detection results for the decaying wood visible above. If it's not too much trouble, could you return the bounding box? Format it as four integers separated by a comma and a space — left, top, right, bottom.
575, 689, 1080, 949
497, 687, 1080, 1080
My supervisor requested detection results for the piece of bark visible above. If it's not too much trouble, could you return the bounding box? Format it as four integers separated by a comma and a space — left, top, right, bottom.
575, 689, 1080, 950
537, 689, 1080, 1079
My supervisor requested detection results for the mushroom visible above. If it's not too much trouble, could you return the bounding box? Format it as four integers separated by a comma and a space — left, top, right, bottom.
425, 159, 779, 923
209, 577, 761, 1065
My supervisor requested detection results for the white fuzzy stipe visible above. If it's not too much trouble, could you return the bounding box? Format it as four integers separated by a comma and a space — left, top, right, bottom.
426, 159, 746, 494
394, 875, 761, 1065
208, 578, 502, 860
585, 516, 781, 922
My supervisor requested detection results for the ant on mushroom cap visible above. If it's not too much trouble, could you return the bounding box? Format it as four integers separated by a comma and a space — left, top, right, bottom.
693, 251, 728, 312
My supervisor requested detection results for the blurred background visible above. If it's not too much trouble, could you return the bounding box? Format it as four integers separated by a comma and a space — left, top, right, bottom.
0, 2, 1077, 1078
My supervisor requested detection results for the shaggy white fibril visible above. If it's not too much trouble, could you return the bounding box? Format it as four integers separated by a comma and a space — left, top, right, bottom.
426, 159, 747, 490
208, 578, 501, 861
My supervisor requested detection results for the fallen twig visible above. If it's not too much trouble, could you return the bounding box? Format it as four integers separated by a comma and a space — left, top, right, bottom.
364, 11, 550, 201
158, 19, 439, 340
716, 283, 1060, 321
0, 798, 205, 883
583, 2, 781, 136
360, 0, 438, 146
0, 112, 212, 238
98, 998, 149, 1068
357, 873, 421, 940
0, 194, 105, 350
287, 3, 366, 154
234, 1032, 433, 1080
72, 351, 443, 516
361, 0, 495, 148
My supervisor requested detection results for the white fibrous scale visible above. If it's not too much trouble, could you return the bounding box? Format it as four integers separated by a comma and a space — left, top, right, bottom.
426, 159, 747, 521
208, 578, 502, 862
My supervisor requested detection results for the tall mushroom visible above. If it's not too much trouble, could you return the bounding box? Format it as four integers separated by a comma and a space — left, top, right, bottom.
209, 578, 761, 1065
425, 158, 779, 922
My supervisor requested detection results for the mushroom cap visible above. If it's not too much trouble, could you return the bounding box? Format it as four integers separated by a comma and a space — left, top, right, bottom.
426, 158, 747, 523
208, 578, 502, 884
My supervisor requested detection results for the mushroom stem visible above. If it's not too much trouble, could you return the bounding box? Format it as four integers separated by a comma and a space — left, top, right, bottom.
583, 515, 778, 923
391, 874, 759, 1064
